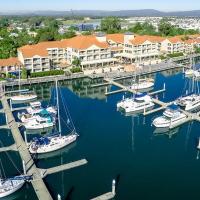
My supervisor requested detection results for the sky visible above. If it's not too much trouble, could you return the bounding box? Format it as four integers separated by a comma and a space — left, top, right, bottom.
0, 0, 200, 12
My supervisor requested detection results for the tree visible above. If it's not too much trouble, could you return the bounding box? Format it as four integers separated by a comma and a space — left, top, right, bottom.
101, 17, 121, 33
158, 20, 172, 36
72, 57, 81, 67
21, 67, 27, 79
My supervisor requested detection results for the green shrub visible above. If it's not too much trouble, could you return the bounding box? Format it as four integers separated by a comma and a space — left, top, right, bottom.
30, 70, 64, 78
70, 67, 82, 73
167, 52, 184, 58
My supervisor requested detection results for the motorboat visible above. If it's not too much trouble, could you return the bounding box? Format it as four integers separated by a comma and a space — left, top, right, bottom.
176, 93, 200, 111
130, 79, 154, 90
23, 114, 54, 130
184, 69, 196, 76
26, 101, 57, 116
117, 93, 154, 113
152, 104, 187, 128
10, 94, 37, 103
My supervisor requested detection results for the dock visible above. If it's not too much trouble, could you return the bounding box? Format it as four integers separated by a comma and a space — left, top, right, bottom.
91, 192, 115, 200
0, 144, 17, 152
40, 159, 88, 178
0, 95, 88, 200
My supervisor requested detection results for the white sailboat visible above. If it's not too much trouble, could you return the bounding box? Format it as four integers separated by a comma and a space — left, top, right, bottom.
117, 93, 154, 113
177, 65, 200, 111
10, 69, 37, 103
29, 80, 78, 154
0, 154, 32, 198
152, 104, 187, 128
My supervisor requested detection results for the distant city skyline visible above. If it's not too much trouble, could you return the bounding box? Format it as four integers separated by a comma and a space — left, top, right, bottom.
0, 0, 200, 12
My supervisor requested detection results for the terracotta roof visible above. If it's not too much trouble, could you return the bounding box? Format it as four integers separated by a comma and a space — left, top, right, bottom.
18, 41, 66, 58
63, 35, 109, 49
167, 36, 183, 43
107, 33, 124, 43
130, 35, 164, 45
0, 57, 21, 67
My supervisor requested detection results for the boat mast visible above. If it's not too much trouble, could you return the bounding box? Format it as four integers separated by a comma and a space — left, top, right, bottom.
19, 66, 21, 92
56, 79, 62, 134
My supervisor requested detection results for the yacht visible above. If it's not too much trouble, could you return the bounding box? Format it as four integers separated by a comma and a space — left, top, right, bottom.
26, 101, 57, 116
24, 115, 54, 130
130, 80, 154, 90
10, 93, 37, 103
152, 104, 187, 128
28, 79, 78, 154
19, 109, 56, 124
117, 93, 154, 113
184, 69, 196, 76
176, 93, 200, 111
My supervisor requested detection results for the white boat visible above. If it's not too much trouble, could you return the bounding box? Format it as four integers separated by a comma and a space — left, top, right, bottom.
176, 93, 200, 111
184, 69, 196, 76
130, 80, 154, 90
0, 177, 25, 198
29, 133, 78, 154
194, 70, 200, 78
26, 101, 57, 115
152, 104, 187, 128
24, 115, 54, 130
117, 93, 154, 113
29, 80, 78, 154
10, 94, 37, 103
0, 175, 32, 198
10, 69, 37, 103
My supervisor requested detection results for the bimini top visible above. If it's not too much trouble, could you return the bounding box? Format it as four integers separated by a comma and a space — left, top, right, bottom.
33, 137, 50, 146
167, 104, 180, 111
134, 92, 147, 98
39, 109, 50, 117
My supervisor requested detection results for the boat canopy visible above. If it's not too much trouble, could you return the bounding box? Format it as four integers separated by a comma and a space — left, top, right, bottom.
7, 175, 33, 181
135, 92, 147, 98
167, 104, 179, 110
33, 137, 50, 145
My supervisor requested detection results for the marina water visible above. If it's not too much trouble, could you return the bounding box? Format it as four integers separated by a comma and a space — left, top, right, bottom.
1, 69, 200, 200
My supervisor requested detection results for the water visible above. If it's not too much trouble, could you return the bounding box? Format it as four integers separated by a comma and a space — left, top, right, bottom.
1, 69, 200, 200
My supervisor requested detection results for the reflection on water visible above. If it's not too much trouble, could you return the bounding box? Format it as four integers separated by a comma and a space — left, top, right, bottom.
154, 127, 180, 138
3, 68, 200, 200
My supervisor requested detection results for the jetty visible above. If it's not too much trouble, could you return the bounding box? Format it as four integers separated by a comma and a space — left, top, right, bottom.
0, 94, 88, 200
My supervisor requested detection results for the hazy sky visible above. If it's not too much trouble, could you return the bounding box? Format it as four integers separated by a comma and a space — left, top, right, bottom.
1, 0, 199, 11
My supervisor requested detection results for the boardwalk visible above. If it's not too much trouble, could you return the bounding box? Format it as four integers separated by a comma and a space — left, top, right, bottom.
1, 95, 53, 200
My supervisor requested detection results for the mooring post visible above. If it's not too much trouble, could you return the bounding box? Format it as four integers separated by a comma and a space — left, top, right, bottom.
112, 179, 116, 196
10, 99, 12, 111
57, 194, 61, 200
24, 131, 27, 145
22, 160, 26, 175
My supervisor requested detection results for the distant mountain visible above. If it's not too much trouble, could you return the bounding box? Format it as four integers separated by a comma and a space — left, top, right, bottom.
1, 9, 200, 17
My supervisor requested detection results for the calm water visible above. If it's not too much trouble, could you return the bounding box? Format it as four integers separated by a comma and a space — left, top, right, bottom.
1, 69, 200, 200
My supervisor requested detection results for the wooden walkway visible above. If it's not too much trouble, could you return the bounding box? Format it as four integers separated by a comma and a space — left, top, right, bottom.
1, 95, 53, 200
0, 95, 88, 200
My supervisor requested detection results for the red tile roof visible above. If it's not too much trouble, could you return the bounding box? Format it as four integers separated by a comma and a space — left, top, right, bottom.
0, 57, 21, 67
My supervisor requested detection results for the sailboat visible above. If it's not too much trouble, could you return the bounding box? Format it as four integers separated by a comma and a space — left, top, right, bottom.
0, 176, 29, 198
0, 152, 32, 198
10, 68, 37, 103
29, 80, 78, 154
177, 63, 200, 111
